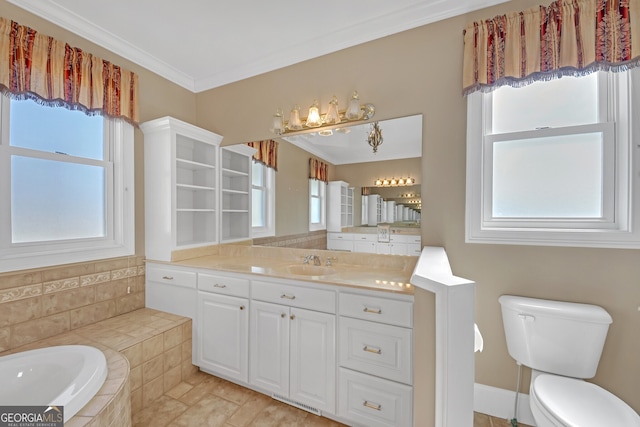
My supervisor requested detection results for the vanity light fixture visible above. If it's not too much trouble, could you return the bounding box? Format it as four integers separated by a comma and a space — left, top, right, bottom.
374, 176, 416, 187
270, 91, 375, 136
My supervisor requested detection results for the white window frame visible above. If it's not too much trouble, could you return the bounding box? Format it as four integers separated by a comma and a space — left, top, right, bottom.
466, 69, 640, 248
0, 97, 135, 272
251, 161, 275, 238
309, 178, 326, 231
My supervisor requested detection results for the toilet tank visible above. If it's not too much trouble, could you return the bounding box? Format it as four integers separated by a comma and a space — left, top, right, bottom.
499, 295, 612, 379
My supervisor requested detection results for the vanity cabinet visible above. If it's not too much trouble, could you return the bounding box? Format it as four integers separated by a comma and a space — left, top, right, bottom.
197, 273, 250, 383
352, 233, 377, 254
327, 181, 353, 232
249, 281, 336, 414
220, 145, 255, 243
145, 262, 198, 363
141, 117, 222, 261
337, 291, 414, 427
327, 232, 354, 251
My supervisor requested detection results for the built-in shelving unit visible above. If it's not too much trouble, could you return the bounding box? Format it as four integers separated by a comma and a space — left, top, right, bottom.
142, 117, 222, 261
220, 145, 256, 243
327, 181, 353, 232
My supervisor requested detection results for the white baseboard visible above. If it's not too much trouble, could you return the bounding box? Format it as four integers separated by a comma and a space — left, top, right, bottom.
474, 383, 536, 426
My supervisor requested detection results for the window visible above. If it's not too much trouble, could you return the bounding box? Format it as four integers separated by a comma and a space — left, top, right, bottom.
309, 179, 326, 231
251, 161, 275, 238
466, 69, 640, 248
0, 97, 135, 272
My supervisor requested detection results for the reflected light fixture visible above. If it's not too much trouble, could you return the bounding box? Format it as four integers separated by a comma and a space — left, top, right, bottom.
374, 176, 416, 187
270, 91, 375, 136
368, 121, 383, 153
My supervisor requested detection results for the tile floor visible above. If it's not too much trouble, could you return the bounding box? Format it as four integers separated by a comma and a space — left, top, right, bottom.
133, 369, 533, 427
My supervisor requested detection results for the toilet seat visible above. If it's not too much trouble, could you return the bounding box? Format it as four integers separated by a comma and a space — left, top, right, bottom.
531, 374, 640, 427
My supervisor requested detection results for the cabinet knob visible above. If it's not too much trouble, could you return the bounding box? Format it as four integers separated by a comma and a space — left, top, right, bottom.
290, 314, 295, 320
239, 305, 245, 310
281, 313, 286, 318
162, 276, 174, 280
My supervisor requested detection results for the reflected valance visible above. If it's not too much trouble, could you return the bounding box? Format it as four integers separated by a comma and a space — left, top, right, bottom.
309, 158, 328, 182
247, 139, 278, 170
0, 17, 139, 124
463, 0, 640, 94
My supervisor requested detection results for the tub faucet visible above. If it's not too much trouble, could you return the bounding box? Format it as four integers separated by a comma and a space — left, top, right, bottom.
303, 255, 321, 265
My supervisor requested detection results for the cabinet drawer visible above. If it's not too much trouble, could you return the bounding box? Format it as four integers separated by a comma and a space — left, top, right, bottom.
338, 368, 412, 427
353, 233, 377, 242
328, 232, 353, 241
339, 292, 413, 328
339, 317, 412, 384
199, 272, 250, 297
146, 265, 196, 288
252, 281, 336, 314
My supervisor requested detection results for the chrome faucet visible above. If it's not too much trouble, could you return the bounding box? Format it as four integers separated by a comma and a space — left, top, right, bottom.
303, 255, 321, 265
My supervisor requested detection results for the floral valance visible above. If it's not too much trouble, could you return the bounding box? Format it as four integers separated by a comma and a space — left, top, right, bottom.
309, 158, 328, 182
0, 17, 139, 124
247, 139, 278, 170
463, 0, 640, 95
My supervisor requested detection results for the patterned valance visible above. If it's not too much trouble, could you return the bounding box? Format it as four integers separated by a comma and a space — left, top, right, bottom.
247, 139, 278, 170
463, 0, 640, 94
309, 158, 328, 182
0, 17, 139, 124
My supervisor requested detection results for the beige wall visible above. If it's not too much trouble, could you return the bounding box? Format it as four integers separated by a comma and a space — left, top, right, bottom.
194, 0, 640, 417
4, 0, 639, 423
2, 0, 198, 257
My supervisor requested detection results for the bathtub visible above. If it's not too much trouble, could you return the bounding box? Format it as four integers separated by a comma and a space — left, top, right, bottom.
0, 345, 108, 422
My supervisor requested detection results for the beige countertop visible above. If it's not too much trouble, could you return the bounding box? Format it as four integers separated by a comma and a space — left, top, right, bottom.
153, 245, 417, 295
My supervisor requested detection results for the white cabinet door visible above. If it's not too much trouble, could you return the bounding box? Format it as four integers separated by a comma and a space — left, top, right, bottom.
249, 300, 290, 396
290, 307, 336, 414
198, 291, 248, 383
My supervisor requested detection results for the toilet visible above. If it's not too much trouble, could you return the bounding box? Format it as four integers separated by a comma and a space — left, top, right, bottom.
499, 295, 640, 427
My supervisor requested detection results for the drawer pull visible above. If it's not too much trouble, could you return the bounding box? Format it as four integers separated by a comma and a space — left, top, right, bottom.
363, 400, 382, 411
162, 276, 174, 280
280, 293, 296, 300
363, 307, 382, 314
363, 345, 382, 354
214, 284, 227, 288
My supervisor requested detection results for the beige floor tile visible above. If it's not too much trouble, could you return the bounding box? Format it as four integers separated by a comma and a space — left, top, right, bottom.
166, 381, 194, 399
131, 369, 533, 427
171, 393, 239, 427
247, 402, 309, 427
177, 377, 222, 406
225, 392, 272, 427
474, 411, 493, 427
209, 378, 258, 405
132, 395, 188, 427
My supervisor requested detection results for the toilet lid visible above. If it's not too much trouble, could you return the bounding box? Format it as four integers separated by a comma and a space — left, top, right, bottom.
533, 374, 640, 427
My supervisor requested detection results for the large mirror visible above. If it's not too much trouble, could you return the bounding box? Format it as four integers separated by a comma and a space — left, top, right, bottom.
246, 114, 422, 249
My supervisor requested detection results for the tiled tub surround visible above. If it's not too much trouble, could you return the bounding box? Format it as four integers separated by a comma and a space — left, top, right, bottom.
0, 255, 146, 353
0, 335, 131, 427
0, 308, 194, 426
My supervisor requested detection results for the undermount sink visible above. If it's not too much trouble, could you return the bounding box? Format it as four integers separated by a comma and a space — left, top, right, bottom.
280, 264, 338, 277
